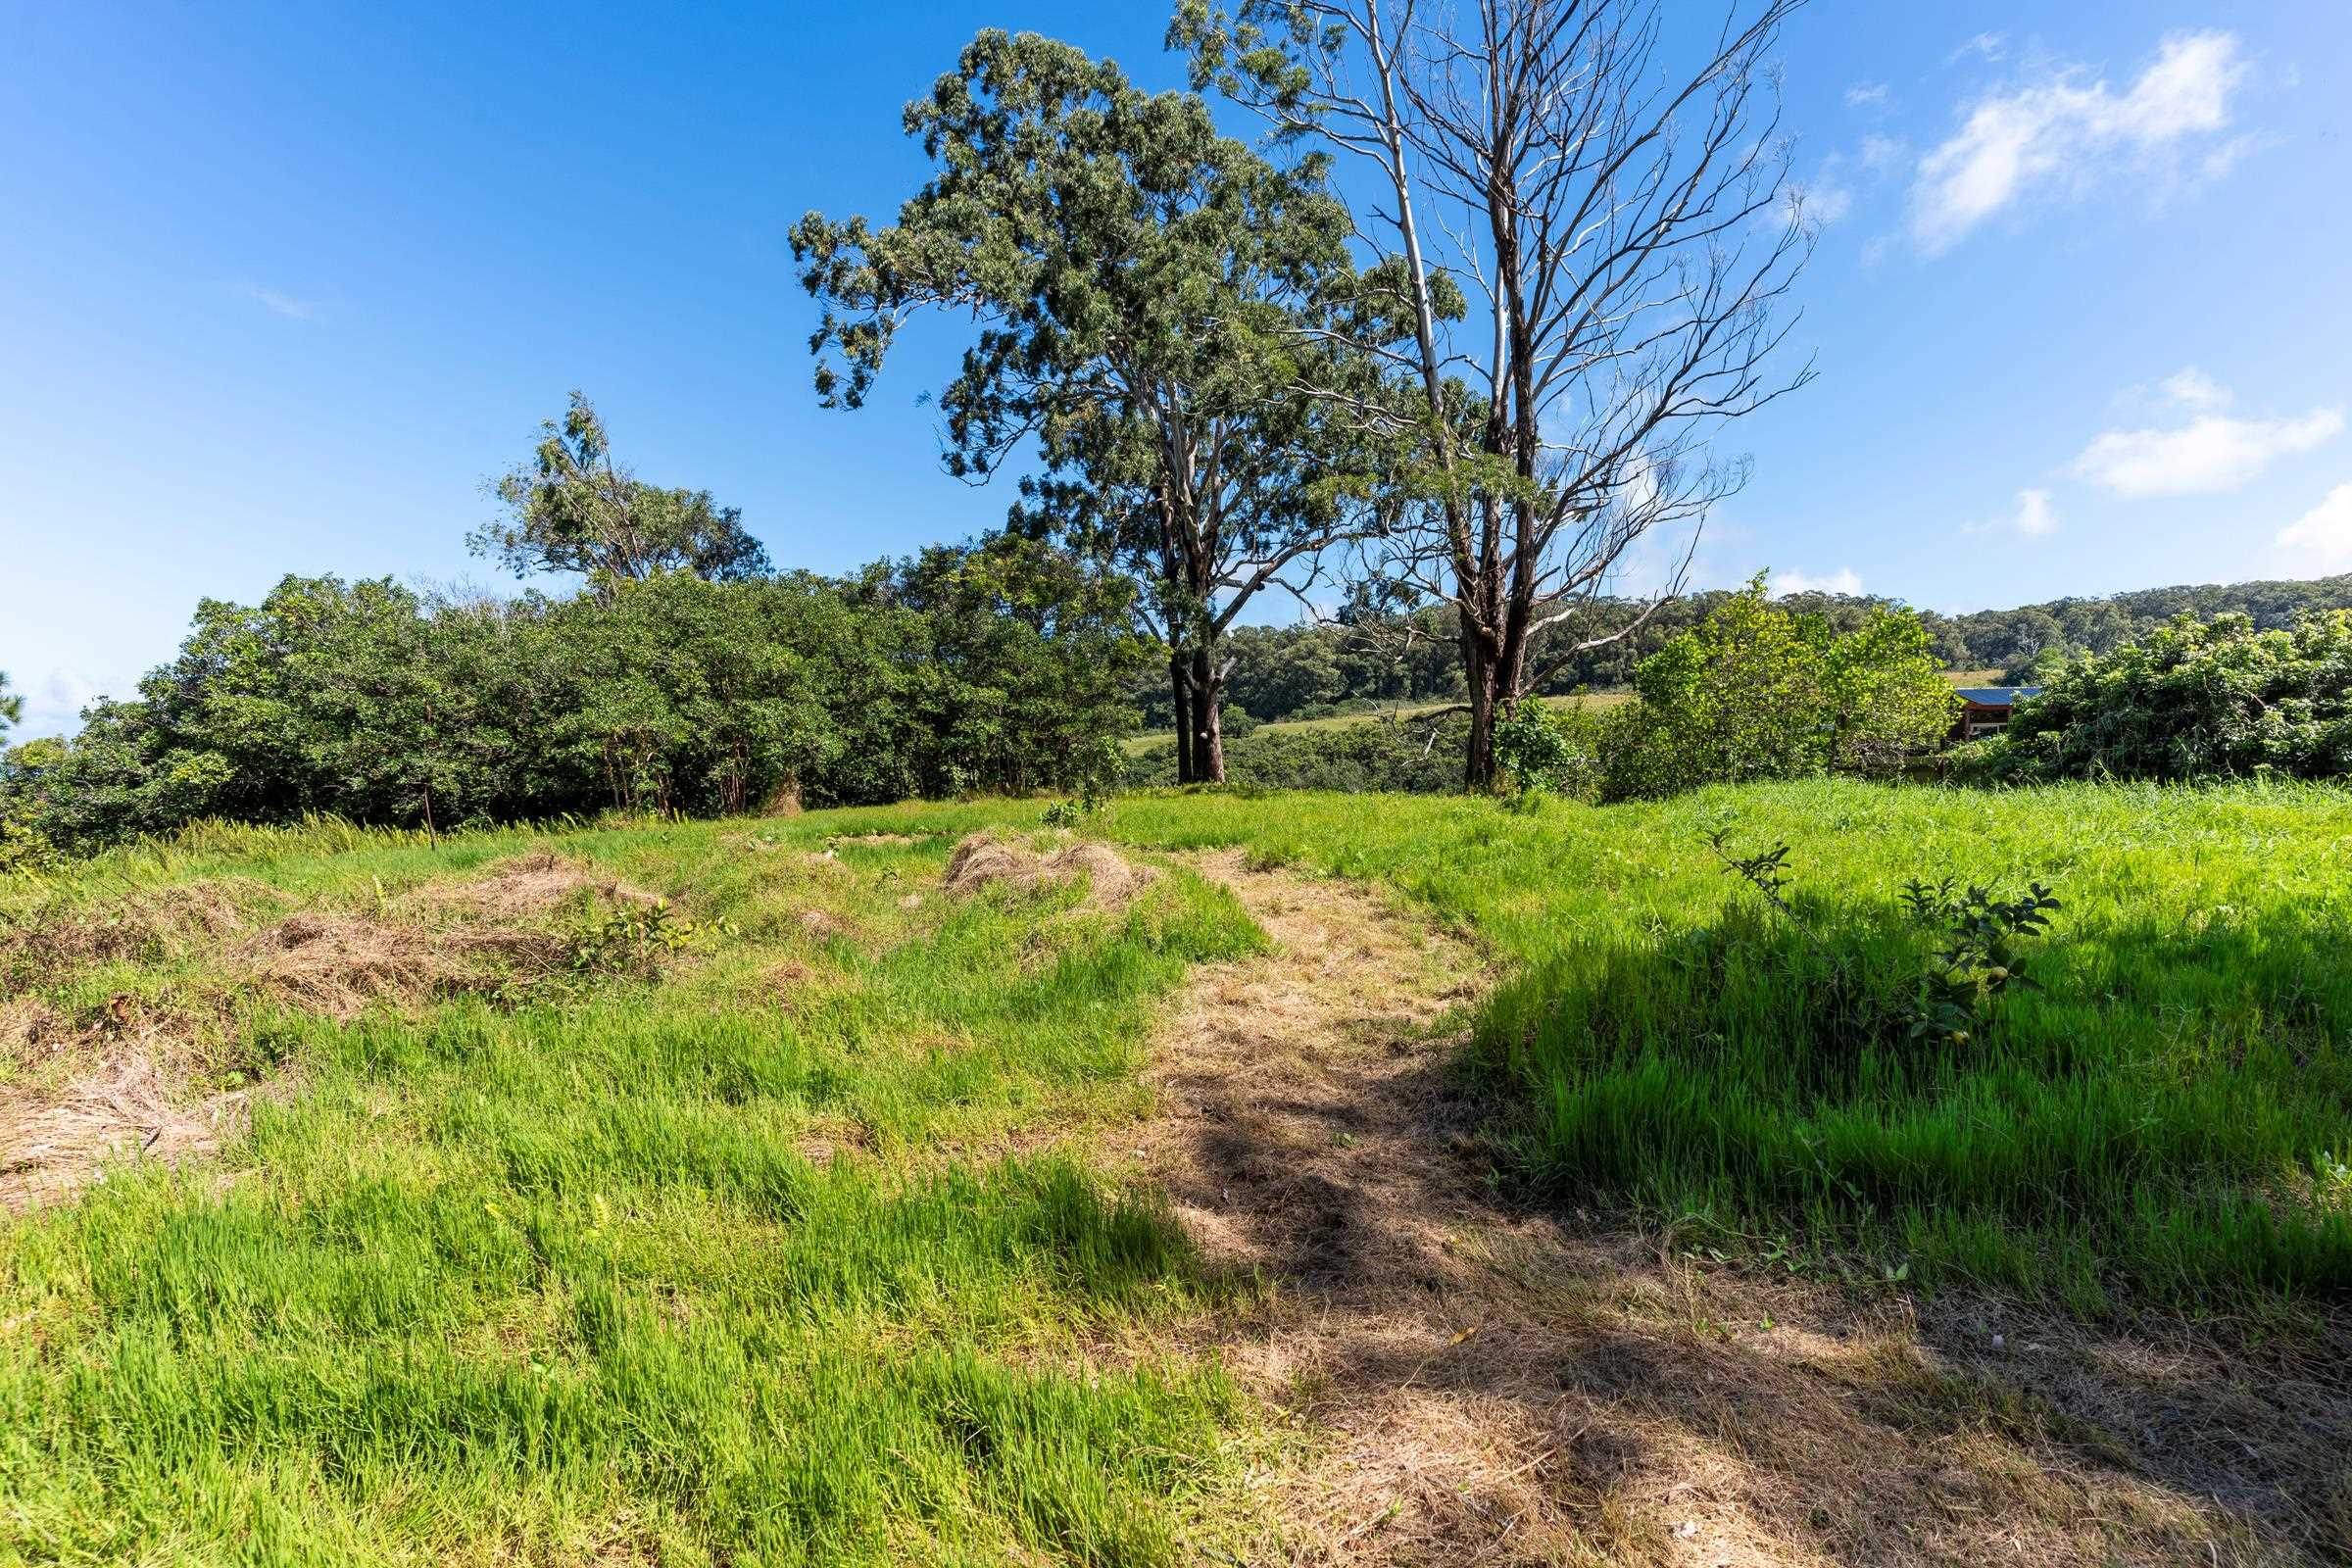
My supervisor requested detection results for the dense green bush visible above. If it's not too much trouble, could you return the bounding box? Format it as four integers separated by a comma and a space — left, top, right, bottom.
1601, 581, 1954, 801
1960, 611, 2352, 783
0, 537, 1144, 855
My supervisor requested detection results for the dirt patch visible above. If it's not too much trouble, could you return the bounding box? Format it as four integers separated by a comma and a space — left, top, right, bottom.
1121, 852, 2344, 1566
0, 1049, 257, 1214
404, 850, 660, 922
942, 833, 1155, 911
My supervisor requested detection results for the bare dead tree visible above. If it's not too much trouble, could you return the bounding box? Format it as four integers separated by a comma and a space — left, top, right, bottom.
1179, 0, 1818, 785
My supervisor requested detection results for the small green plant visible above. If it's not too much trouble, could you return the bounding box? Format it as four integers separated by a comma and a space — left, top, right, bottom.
1896, 876, 2062, 1044
1705, 826, 2061, 1048
1041, 773, 1110, 828
567, 897, 723, 979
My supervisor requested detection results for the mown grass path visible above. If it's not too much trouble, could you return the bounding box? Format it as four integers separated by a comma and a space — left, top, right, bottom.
1122, 850, 2345, 1567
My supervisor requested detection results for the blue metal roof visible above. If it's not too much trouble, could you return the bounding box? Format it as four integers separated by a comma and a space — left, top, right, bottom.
1954, 686, 2042, 705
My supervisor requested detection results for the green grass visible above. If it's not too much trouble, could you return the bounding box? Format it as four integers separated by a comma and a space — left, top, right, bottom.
7, 778, 2352, 1560
1033, 780, 2352, 1317
0, 818, 1268, 1565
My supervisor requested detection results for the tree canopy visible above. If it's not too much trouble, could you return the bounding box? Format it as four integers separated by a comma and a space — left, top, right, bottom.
792, 28, 1393, 782
469, 392, 772, 587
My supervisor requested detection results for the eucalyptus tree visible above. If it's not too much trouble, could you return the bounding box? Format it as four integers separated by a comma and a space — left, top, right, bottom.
471, 392, 771, 591
792, 28, 1382, 782
1179, 0, 1818, 785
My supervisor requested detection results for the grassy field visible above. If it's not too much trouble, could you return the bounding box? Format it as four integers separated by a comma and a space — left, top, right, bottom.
0, 820, 1270, 1564
3, 780, 2350, 1560
1055, 782, 2352, 1316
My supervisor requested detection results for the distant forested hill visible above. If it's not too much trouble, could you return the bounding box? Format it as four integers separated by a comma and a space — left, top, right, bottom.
1142, 572, 2352, 728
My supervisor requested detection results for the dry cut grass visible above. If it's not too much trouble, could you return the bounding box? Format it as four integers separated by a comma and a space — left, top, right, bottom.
0, 850, 677, 1215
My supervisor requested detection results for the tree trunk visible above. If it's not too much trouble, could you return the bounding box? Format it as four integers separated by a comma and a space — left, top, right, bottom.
1169, 647, 1197, 785
1463, 636, 1499, 790
1190, 643, 1226, 783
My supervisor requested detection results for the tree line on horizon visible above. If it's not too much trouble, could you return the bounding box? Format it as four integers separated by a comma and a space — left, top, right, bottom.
1124, 571, 2352, 730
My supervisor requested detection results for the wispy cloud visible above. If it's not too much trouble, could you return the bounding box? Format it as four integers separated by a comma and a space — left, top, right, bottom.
15, 668, 101, 739
1857, 134, 1906, 175
237, 283, 323, 321
2072, 371, 2341, 497
2157, 366, 2232, 413
1908, 30, 2250, 255
1966, 488, 2060, 539
1947, 32, 2006, 67
1772, 566, 1863, 597
2276, 483, 2352, 567
1844, 80, 1891, 110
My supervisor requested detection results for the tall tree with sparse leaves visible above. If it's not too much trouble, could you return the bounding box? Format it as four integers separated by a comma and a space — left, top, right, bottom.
1178, 0, 1817, 786
471, 392, 772, 590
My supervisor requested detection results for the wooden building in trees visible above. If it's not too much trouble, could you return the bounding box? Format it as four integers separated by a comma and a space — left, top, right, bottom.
1951, 686, 2042, 742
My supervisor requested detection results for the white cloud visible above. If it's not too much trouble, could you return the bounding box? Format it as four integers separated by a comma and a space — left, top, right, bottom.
1908, 30, 2249, 254
1962, 489, 2060, 539
1845, 80, 1891, 110
1772, 566, 1863, 597
237, 284, 322, 321
2013, 488, 2059, 536
2073, 372, 2343, 496
14, 668, 101, 739
1785, 178, 1853, 227
2158, 367, 2232, 412
1857, 134, 1906, 175
2276, 483, 2352, 567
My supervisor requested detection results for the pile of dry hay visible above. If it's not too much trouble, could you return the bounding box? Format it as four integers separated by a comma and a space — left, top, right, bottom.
0, 850, 669, 1214
941, 833, 1154, 911
0, 876, 268, 983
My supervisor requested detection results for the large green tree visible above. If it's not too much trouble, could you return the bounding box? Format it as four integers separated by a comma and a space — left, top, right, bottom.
792, 29, 1380, 782
0, 671, 19, 737
471, 392, 772, 589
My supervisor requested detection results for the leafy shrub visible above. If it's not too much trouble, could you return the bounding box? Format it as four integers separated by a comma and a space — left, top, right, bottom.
1705, 827, 2062, 1054
1962, 611, 2352, 782
1492, 702, 1607, 800
1604, 578, 1956, 800
567, 898, 725, 980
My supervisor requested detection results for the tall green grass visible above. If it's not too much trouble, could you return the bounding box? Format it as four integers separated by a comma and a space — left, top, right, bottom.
1, 819, 1266, 1565
1045, 779, 2352, 1315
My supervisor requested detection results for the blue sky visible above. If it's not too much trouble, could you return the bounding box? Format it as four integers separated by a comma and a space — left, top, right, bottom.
4, 1, 2349, 737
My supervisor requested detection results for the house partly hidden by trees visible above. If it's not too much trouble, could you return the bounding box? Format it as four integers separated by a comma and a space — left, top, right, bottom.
1952, 686, 2044, 743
